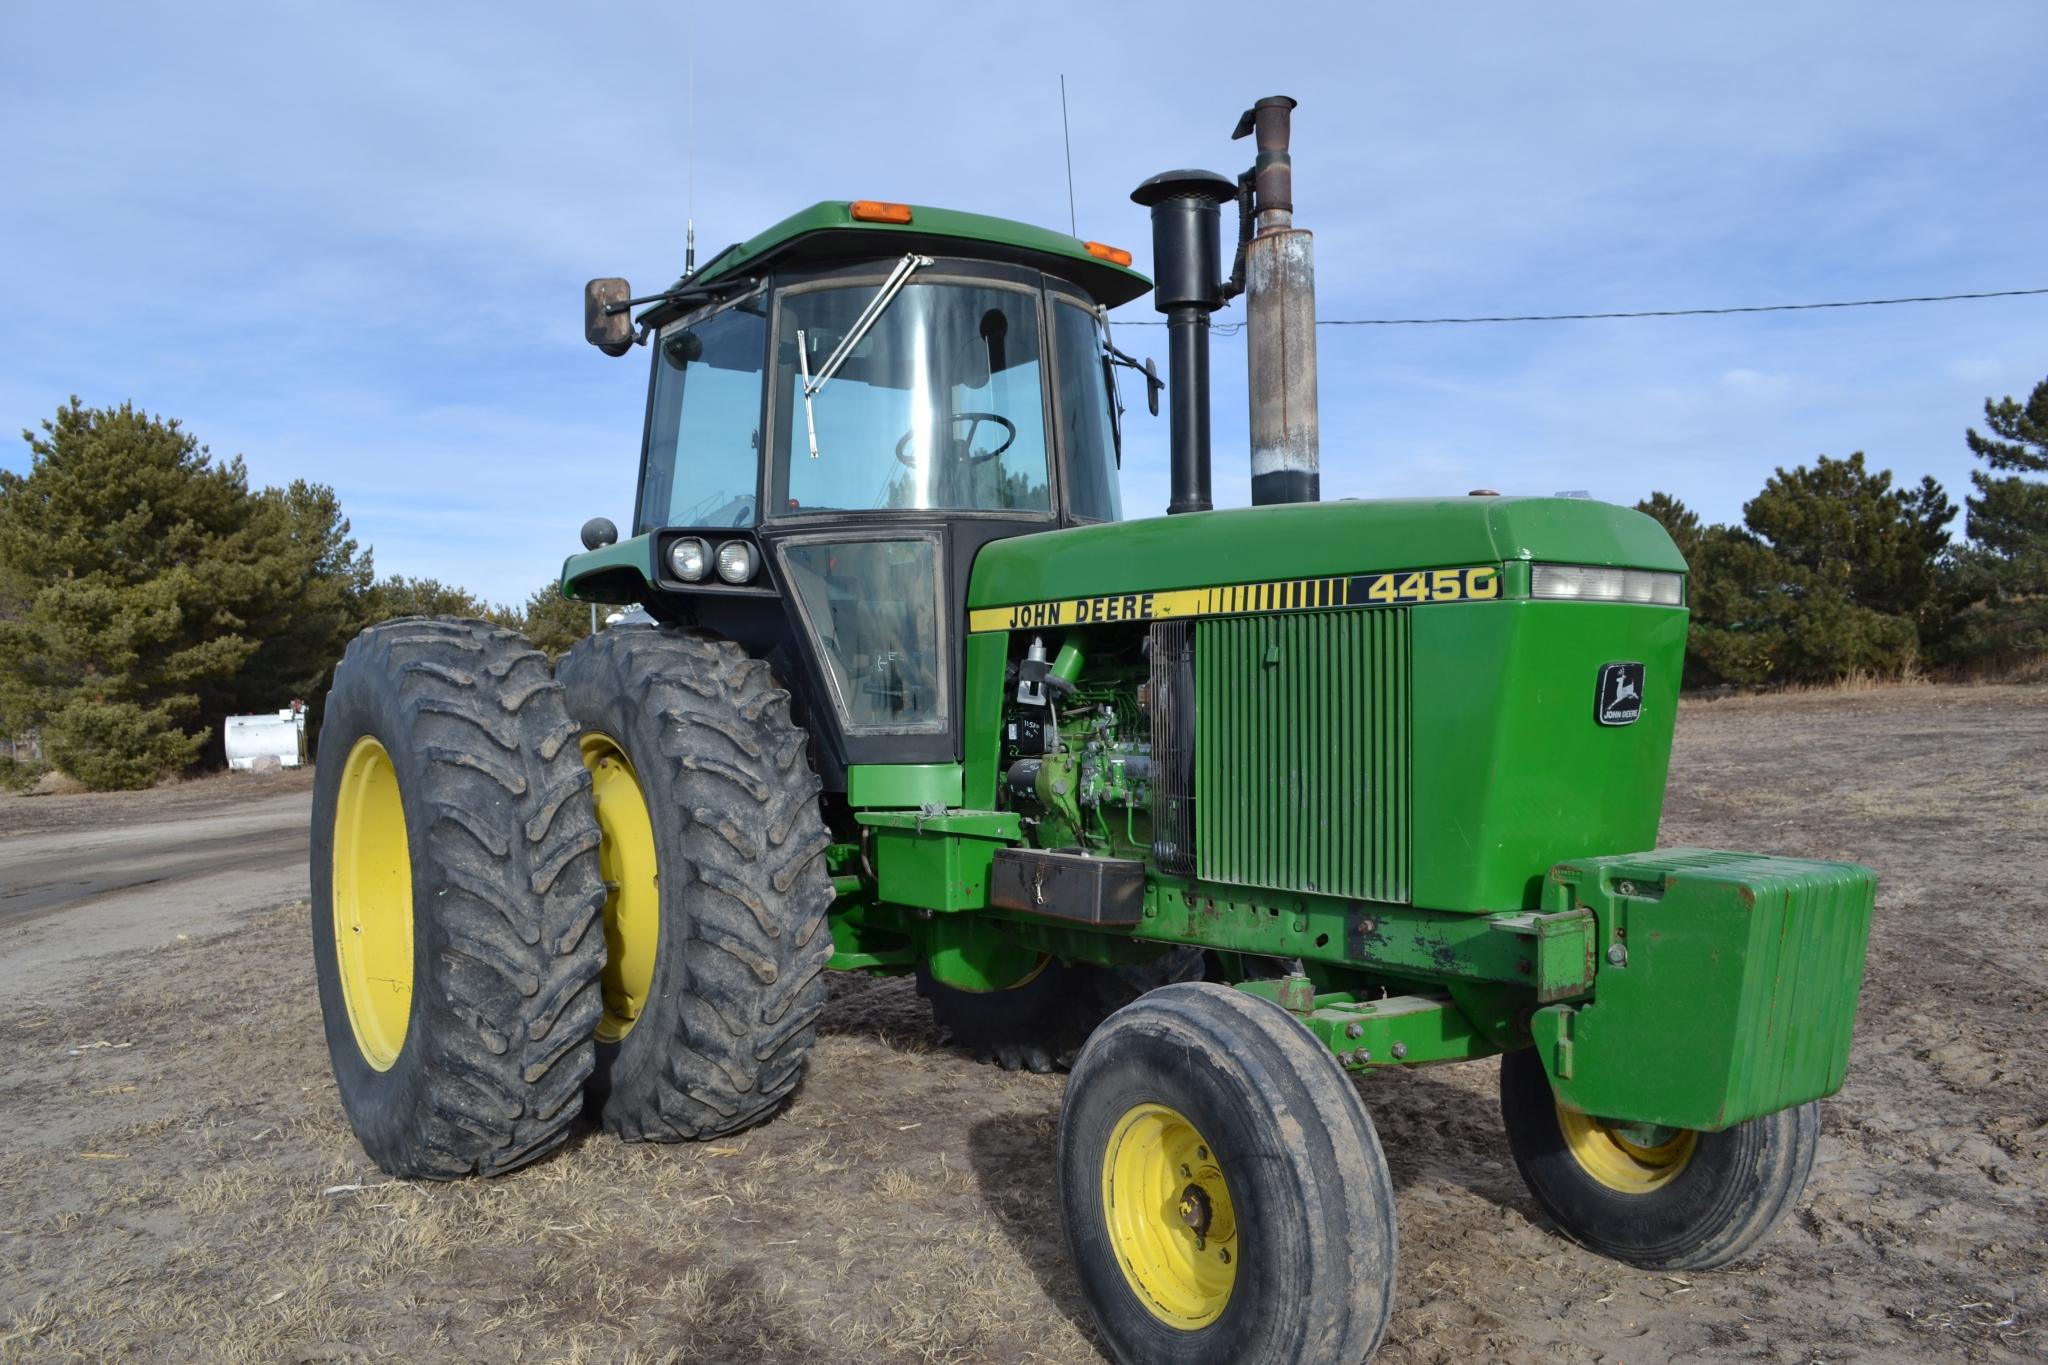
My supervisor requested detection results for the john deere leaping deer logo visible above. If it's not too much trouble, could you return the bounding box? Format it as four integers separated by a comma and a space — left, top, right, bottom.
1597, 662, 1646, 726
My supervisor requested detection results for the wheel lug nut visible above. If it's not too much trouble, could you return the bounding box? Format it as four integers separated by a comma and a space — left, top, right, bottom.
1179, 1164, 1191, 1177
1196, 1146, 1208, 1161
1219, 1249, 1231, 1263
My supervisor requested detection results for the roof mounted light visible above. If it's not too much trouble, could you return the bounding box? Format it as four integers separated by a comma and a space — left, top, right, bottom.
1084, 241, 1134, 267
850, 200, 913, 224
1531, 564, 1684, 606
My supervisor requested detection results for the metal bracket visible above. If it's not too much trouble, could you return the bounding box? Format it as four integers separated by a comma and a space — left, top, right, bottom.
1489, 908, 1597, 1003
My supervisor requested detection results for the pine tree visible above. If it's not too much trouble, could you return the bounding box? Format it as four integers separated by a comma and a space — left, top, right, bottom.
1638, 479, 1924, 689
358, 575, 501, 623
1947, 375, 2048, 661
518, 581, 601, 657
1741, 452, 1954, 622
0, 399, 370, 788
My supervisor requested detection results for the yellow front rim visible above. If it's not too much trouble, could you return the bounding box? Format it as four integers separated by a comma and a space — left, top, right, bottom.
1558, 1104, 1699, 1193
332, 736, 414, 1071
1101, 1103, 1239, 1328
582, 733, 660, 1044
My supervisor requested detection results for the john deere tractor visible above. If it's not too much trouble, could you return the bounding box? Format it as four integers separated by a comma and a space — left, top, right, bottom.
311, 97, 1876, 1364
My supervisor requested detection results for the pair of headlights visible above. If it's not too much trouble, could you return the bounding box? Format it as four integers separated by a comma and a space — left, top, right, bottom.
1530, 563, 1684, 606
667, 536, 757, 585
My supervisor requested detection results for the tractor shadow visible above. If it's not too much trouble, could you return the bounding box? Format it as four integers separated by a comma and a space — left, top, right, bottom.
812, 971, 948, 1054
965, 1110, 1105, 1351
1351, 1060, 1545, 1218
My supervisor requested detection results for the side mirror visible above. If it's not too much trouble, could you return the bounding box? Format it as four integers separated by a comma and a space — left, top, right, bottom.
1144, 357, 1161, 416
580, 516, 619, 550
584, 278, 634, 356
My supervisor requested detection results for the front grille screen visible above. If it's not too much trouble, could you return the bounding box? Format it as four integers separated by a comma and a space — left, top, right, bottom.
1195, 607, 1411, 903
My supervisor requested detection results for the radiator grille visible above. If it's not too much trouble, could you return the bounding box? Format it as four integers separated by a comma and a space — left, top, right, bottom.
1148, 619, 1196, 875
1195, 608, 1410, 902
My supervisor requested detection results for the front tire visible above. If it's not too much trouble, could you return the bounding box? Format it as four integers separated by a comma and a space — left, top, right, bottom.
1058, 982, 1397, 1365
1498, 1047, 1820, 1270
311, 618, 606, 1179
556, 625, 834, 1142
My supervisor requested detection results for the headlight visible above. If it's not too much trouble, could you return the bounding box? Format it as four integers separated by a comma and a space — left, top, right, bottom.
715, 540, 757, 584
1531, 563, 1684, 606
667, 537, 709, 582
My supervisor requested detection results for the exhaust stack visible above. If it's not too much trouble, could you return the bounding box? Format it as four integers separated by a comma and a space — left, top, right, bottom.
1131, 169, 1237, 515
1235, 96, 1320, 505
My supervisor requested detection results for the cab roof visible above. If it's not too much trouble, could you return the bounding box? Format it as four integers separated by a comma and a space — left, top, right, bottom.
689, 200, 1153, 308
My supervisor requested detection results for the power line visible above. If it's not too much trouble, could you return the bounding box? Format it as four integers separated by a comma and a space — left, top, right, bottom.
1119, 286, 2048, 332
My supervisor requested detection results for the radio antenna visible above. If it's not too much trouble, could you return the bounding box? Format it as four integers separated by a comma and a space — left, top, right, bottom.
1059, 74, 1077, 237
685, 44, 698, 274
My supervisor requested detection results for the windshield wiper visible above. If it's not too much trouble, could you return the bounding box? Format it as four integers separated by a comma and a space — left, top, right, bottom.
795, 253, 931, 460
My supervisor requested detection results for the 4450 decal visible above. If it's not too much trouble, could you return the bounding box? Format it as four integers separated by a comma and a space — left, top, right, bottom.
968, 565, 1501, 634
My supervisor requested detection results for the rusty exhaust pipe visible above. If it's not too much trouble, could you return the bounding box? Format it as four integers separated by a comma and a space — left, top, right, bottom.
1234, 96, 1320, 505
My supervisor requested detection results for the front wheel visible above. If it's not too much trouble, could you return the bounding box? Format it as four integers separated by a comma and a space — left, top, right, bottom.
1498, 1047, 1820, 1270
1058, 982, 1397, 1365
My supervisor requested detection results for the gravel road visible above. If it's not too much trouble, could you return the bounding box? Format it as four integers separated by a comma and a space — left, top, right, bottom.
0, 780, 310, 998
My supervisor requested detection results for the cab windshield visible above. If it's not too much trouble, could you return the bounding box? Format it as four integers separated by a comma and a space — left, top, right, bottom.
776, 281, 1051, 514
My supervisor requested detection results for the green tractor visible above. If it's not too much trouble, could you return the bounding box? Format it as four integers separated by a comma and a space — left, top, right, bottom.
311, 96, 1875, 1364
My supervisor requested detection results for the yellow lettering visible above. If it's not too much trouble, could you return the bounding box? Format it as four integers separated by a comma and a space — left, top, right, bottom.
1367, 574, 1397, 604
1469, 568, 1500, 600
1431, 568, 1461, 600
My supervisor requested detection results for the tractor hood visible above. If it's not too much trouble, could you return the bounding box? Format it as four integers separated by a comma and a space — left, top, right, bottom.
965, 496, 1686, 616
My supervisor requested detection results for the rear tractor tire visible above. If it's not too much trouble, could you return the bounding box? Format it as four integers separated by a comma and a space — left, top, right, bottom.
556, 624, 834, 1142
1058, 982, 1398, 1365
917, 948, 1204, 1073
311, 618, 607, 1179
1498, 1047, 1820, 1270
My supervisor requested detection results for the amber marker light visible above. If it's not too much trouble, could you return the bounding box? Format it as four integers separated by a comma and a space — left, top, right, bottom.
1084, 241, 1134, 266
850, 200, 914, 224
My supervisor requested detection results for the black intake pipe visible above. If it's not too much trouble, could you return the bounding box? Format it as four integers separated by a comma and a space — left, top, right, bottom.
1131, 169, 1238, 516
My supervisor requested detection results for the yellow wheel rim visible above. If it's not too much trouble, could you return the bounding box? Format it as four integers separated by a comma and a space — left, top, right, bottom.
1558, 1104, 1698, 1193
1101, 1103, 1239, 1328
582, 733, 659, 1044
332, 736, 414, 1071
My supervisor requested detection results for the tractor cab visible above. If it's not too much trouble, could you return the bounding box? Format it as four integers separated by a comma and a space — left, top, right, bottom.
567, 201, 1154, 788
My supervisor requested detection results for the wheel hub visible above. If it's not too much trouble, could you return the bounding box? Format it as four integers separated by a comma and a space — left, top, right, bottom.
1557, 1102, 1699, 1194
1101, 1103, 1239, 1327
332, 736, 414, 1071
581, 733, 660, 1044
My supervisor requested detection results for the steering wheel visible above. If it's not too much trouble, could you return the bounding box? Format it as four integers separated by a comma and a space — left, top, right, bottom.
895, 412, 1018, 468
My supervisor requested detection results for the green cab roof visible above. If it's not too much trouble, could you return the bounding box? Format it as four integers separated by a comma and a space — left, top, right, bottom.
690, 200, 1153, 308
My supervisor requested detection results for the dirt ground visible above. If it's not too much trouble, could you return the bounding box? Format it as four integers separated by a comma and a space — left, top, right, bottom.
0, 686, 2041, 1363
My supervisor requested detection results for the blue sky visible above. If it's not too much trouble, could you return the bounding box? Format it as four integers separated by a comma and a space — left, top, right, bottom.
3, 2, 2043, 605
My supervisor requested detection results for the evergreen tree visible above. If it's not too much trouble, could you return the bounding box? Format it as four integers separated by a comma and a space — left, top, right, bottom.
1636, 491, 1704, 562
0, 399, 369, 788
1947, 375, 2048, 661
359, 575, 498, 623
518, 581, 601, 657
1639, 480, 1923, 689
1741, 453, 1954, 622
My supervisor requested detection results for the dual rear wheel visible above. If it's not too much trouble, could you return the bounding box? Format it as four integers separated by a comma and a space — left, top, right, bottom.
312, 619, 833, 1178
